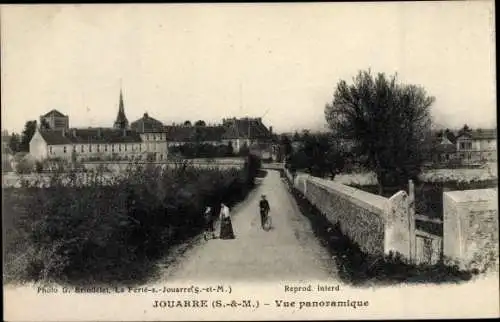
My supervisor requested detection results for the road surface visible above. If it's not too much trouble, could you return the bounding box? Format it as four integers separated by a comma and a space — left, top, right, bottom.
160, 170, 338, 282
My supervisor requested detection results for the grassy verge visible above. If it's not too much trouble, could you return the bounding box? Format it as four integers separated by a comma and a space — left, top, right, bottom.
283, 178, 476, 286
3, 157, 261, 286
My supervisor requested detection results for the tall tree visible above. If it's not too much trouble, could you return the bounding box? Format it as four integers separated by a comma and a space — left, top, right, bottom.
325, 70, 434, 194
194, 120, 206, 126
184, 120, 192, 126
20, 120, 37, 152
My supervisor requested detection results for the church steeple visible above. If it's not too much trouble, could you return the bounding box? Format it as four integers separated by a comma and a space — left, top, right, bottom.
114, 87, 129, 130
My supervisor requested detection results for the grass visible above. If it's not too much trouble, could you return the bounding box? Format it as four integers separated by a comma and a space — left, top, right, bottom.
283, 177, 476, 286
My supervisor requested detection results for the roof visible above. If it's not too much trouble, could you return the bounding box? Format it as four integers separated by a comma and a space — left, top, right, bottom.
130, 113, 164, 133
456, 128, 496, 140
163, 125, 226, 142
39, 128, 142, 145
42, 109, 66, 118
221, 118, 272, 140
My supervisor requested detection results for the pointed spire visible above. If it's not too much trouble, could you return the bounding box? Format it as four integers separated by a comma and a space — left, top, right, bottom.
114, 85, 129, 130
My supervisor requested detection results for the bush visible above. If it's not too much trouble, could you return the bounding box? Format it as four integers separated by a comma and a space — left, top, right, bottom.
4, 162, 258, 285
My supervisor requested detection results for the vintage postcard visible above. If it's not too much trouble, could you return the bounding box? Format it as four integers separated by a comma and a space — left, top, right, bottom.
2, 2, 498, 321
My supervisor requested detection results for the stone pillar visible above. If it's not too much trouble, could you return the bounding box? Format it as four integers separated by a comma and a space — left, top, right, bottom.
443, 189, 498, 272
408, 180, 417, 262
384, 190, 412, 262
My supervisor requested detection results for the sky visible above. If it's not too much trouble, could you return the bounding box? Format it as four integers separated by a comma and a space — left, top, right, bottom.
1, 2, 496, 134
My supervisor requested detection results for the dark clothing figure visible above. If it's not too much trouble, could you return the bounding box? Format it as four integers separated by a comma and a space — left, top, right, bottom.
204, 207, 214, 232
219, 204, 235, 240
259, 199, 270, 228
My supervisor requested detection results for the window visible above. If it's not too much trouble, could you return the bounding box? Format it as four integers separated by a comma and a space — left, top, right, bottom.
146, 134, 149, 141
63, 146, 67, 153
97, 145, 100, 152
73, 145, 76, 152
81, 145, 84, 153
89, 145, 92, 152
160, 154, 163, 160
125, 144, 127, 151
153, 134, 156, 141
139, 144, 142, 152
112, 145, 115, 152
105, 145, 108, 152
119, 145, 122, 152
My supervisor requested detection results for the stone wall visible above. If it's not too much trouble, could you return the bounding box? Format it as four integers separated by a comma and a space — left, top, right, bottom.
285, 169, 413, 260
443, 188, 499, 272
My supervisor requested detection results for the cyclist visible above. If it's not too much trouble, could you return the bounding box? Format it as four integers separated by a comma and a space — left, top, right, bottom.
259, 194, 271, 229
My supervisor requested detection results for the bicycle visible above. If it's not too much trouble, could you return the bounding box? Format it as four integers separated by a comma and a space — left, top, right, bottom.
262, 209, 272, 231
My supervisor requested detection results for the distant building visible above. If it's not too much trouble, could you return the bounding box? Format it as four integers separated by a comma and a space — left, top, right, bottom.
431, 130, 457, 163
221, 117, 273, 154
131, 113, 169, 161
30, 127, 144, 162
40, 109, 69, 130
455, 127, 497, 163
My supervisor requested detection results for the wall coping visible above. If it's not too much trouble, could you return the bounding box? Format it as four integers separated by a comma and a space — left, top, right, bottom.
306, 176, 389, 217
444, 188, 498, 205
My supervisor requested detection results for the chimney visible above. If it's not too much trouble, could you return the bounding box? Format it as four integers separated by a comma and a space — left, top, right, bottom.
144, 112, 148, 119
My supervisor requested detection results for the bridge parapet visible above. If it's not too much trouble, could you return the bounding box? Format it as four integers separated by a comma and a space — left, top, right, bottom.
284, 168, 412, 261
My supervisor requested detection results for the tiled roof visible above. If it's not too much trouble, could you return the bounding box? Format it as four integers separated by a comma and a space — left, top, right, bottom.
221, 118, 272, 140
456, 129, 497, 140
39, 128, 142, 145
131, 113, 164, 133
42, 109, 66, 118
163, 125, 226, 142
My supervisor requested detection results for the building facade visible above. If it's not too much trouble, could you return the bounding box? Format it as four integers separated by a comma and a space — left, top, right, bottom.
455, 128, 497, 163
40, 110, 69, 130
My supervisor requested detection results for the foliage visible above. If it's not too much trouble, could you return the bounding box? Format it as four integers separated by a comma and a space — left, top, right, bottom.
4, 162, 259, 285
169, 143, 234, 158
275, 134, 292, 162
15, 157, 35, 174
20, 120, 37, 152
287, 132, 346, 179
194, 120, 206, 126
8, 133, 22, 153
324, 70, 434, 194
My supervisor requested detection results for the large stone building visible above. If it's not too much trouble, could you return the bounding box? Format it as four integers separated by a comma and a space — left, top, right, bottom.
30, 89, 167, 162
29, 89, 276, 162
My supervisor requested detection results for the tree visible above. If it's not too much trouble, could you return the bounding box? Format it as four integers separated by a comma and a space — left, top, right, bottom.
194, 120, 206, 126
20, 120, 37, 152
279, 134, 293, 161
8, 133, 21, 153
324, 70, 434, 194
184, 120, 192, 126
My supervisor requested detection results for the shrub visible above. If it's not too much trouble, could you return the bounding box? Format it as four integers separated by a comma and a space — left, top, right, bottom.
4, 161, 258, 285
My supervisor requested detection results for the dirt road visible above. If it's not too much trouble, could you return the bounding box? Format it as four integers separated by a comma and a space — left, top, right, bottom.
161, 170, 338, 282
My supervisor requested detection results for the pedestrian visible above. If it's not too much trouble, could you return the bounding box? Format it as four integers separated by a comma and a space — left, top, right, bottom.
259, 194, 271, 229
218, 202, 235, 240
204, 206, 215, 239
